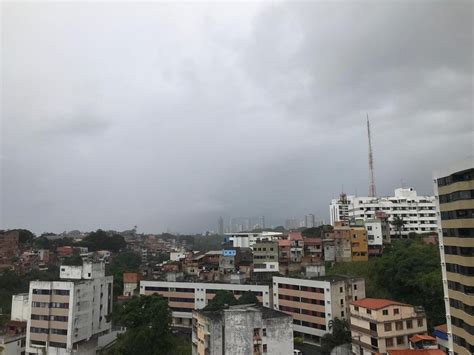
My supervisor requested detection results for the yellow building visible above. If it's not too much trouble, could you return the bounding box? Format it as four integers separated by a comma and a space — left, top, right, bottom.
434, 160, 474, 355
351, 226, 369, 262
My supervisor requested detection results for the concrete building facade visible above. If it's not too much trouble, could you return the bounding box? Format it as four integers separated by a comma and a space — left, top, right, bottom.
25, 263, 113, 355
365, 217, 391, 256
252, 240, 279, 273
226, 232, 282, 248
192, 304, 293, 355
433, 160, 474, 355
350, 226, 369, 262
350, 298, 428, 355
273, 275, 365, 343
330, 188, 437, 238
140, 281, 271, 328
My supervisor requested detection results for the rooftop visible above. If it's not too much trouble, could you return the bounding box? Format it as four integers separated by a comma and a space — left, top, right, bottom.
197, 304, 290, 320
409, 335, 436, 343
351, 298, 411, 310
434, 324, 447, 333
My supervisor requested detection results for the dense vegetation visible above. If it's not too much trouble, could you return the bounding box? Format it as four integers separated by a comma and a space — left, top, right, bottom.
327, 239, 444, 330
203, 290, 260, 311
320, 318, 351, 355
0, 266, 60, 327
106, 251, 142, 299
109, 294, 174, 354
108, 294, 191, 355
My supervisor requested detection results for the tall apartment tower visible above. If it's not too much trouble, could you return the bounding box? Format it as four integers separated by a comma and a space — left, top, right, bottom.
26, 262, 113, 354
217, 216, 224, 235
433, 159, 474, 355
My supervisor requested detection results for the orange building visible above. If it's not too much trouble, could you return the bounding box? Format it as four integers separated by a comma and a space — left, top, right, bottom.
350, 226, 369, 262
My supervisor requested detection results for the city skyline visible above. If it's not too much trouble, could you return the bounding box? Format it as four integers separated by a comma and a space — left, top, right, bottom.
2, 1, 472, 235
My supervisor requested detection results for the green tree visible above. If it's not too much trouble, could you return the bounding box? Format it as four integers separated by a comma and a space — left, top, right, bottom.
390, 216, 405, 238
320, 318, 351, 354
81, 229, 126, 252
107, 251, 141, 299
9, 229, 35, 244
62, 254, 83, 266
203, 290, 237, 311
109, 295, 173, 355
236, 290, 259, 305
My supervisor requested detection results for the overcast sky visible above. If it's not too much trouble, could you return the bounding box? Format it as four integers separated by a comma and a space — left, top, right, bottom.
1, 1, 472, 235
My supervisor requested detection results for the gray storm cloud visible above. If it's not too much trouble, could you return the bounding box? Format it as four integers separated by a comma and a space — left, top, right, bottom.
1, 1, 472, 234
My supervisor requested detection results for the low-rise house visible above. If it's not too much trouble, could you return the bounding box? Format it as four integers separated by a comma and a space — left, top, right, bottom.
252, 240, 279, 273
350, 298, 428, 355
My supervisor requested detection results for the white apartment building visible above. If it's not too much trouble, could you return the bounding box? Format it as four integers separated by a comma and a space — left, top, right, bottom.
26, 263, 113, 355
272, 275, 366, 343
330, 193, 351, 225
226, 231, 283, 248
329, 188, 437, 237
140, 280, 272, 328
365, 218, 391, 256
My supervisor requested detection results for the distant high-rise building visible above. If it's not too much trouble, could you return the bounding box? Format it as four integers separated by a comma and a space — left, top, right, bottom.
434, 159, 474, 355
260, 216, 265, 229
304, 214, 316, 228
285, 219, 300, 230
217, 217, 224, 235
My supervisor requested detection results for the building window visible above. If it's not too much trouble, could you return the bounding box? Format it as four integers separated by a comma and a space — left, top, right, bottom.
406, 320, 413, 329
393, 308, 399, 315
384, 323, 392, 332
417, 319, 423, 327
253, 328, 260, 337
354, 306, 359, 311
367, 309, 372, 315
395, 321, 403, 330
370, 323, 377, 332
397, 336, 405, 345
340, 287, 343, 293
263, 328, 266, 337
354, 284, 358, 290
386, 338, 394, 347
263, 344, 267, 353
382, 310, 388, 315
254, 344, 260, 353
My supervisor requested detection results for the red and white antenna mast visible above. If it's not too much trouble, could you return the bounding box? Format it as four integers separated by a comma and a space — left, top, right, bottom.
367, 114, 376, 197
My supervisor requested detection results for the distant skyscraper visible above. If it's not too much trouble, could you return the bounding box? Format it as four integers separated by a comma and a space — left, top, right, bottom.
217, 217, 224, 235
285, 219, 300, 230
260, 216, 265, 229
304, 214, 315, 228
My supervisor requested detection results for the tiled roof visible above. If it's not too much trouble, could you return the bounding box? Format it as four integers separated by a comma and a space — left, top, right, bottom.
351, 298, 411, 310
123, 272, 140, 283
288, 232, 303, 241
409, 335, 436, 343
278, 240, 291, 247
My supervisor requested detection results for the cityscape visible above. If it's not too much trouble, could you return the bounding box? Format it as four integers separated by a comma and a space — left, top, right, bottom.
1, 1, 473, 355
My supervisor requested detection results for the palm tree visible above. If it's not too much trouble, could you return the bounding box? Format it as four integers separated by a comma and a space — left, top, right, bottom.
391, 215, 405, 238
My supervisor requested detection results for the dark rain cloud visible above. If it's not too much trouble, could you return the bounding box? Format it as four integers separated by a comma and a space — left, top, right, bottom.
1, 1, 472, 234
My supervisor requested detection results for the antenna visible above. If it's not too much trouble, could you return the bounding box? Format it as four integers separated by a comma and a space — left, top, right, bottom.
367, 114, 377, 197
